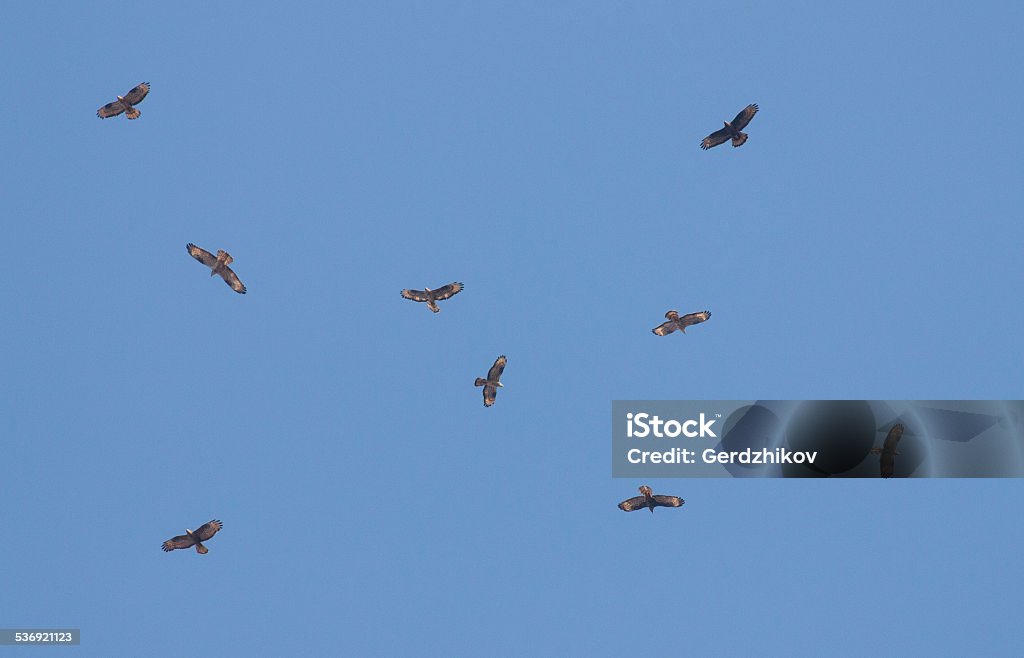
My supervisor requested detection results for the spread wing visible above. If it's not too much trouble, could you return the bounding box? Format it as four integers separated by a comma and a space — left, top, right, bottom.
678, 310, 711, 329
483, 385, 498, 407
652, 320, 678, 336
122, 82, 150, 106
187, 243, 217, 268
487, 355, 507, 383
219, 266, 247, 294
192, 519, 223, 542
431, 282, 464, 301
652, 495, 684, 508
400, 289, 430, 303
97, 100, 125, 119
618, 496, 648, 512
162, 533, 196, 552
883, 424, 904, 452
731, 103, 758, 131
701, 126, 732, 150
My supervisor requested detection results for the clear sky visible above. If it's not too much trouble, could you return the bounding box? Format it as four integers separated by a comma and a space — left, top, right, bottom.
2, 2, 1023, 655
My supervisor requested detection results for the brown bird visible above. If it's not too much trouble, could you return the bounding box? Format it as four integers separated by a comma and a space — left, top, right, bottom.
97, 82, 150, 120
400, 282, 463, 313
187, 243, 247, 294
618, 486, 685, 513
162, 520, 223, 554
474, 355, 507, 407
700, 103, 759, 149
870, 424, 904, 478
652, 310, 711, 336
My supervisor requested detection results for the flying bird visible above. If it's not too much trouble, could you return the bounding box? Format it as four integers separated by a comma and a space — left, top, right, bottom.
652, 310, 711, 336
618, 486, 685, 513
700, 103, 759, 149
97, 82, 150, 120
400, 282, 464, 313
870, 424, 904, 478
475, 355, 507, 407
162, 519, 223, 554
186, 243, 247, 294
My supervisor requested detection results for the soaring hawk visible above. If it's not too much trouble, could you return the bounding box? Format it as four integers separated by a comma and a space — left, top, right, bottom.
475, 355, 507, 407
870, 424, 905, 478
187, 243, 247, 294
400, 282, 463, 313
618, 486, 685, 513
700, 104, 759, 149
652, 310, 711, 336
162, 519, 223, 554
97, 83, 150, 120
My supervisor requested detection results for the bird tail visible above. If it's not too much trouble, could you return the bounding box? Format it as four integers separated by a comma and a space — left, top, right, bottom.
731, 132, 748, 147
474, 378, 487, 387
195, 542, 208, 554
126, 107, 141, 120
428, 302, 440, 313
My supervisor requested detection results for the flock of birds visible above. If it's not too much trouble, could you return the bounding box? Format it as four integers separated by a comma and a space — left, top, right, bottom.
95, 83, 895, 552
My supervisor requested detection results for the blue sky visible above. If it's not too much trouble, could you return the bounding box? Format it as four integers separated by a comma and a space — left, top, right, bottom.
2, 2, 1023, 655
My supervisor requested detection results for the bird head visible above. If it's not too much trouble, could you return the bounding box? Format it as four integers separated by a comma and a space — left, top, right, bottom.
639, 485, 653, 496
185, 529, 193, 536
724, 121, 731, 128
496, 382, 504, 387
117, 96, 126, 102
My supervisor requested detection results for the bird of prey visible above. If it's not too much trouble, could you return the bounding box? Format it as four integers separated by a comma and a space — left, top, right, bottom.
162, 519, 223, 554
618, 486, 685, 513
700, 103, 759, 149
400, 282, 464, 313
474, 355, 507, 407
870, 424, 904, 478
652, 310, 711, 336
186, 243, 247, 294
97, 82, 150, 120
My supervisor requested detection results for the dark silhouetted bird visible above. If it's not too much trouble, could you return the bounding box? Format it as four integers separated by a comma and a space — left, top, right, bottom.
400, 282, 463, 313
701, 104, 758, 149
618, 486, 684, 513
162, 520, 223, 554
474, 355, 506, 407
97, 82, 150, 120
187, 243, 247, 294
652, 310, 711, 336
870, 424, 904, 478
